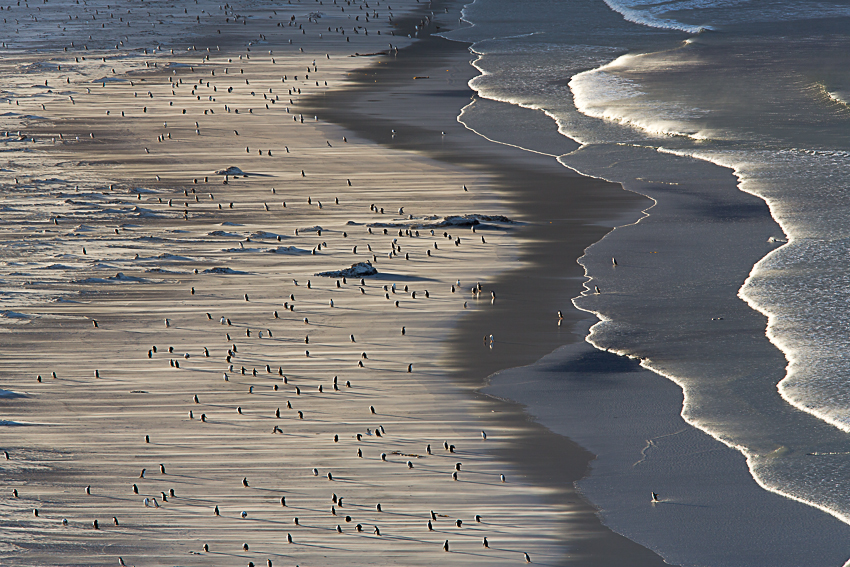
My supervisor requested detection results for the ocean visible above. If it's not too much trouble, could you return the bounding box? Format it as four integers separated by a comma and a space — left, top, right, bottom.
445, 0, 850, 565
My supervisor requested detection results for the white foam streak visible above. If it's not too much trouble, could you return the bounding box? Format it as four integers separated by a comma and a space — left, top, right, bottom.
569, 55, 713, 140
600, 0, 710, 33
826, 89, 850, 108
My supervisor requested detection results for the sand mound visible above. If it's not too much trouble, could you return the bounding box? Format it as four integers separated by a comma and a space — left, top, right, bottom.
202, 267, 248, 275
214, 166, 244, 175
315, 261, 378, 278
266, 246, 310, 254
430, 214, 514, 227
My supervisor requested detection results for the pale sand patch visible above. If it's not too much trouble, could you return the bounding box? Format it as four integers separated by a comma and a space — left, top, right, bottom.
0, 2, 570, 565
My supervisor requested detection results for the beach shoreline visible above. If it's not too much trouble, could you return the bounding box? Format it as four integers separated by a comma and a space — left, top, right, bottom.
304, 11, 681, 565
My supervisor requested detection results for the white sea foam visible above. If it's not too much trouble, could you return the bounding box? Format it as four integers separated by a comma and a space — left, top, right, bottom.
569, 54, 714, 140
826, 89, 850, 108
602, 0, 850, 32
601, 0, 710, 33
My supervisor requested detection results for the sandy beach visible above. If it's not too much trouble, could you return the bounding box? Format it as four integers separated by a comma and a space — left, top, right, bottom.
0, 0, 660, 564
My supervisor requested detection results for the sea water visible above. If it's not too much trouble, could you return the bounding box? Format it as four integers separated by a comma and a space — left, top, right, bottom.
445, 0, 850, 564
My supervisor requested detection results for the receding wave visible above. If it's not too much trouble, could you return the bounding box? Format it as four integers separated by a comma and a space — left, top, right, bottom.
603, 0, 850, 32
601, 0, 710, 33
569, 53, 715, 140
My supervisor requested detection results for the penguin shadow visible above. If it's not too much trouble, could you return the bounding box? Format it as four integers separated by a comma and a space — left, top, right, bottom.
274, 537, 345, 552
321, 476, 356, 484
358, 507, 433, 522
372, 273, 437, 283
450, 546, 548, 564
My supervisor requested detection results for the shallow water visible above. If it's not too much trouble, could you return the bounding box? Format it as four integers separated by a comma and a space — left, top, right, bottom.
446, 0, 850, 564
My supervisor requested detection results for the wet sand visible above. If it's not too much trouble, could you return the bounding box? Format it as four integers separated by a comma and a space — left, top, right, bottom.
305, 11, 673, 566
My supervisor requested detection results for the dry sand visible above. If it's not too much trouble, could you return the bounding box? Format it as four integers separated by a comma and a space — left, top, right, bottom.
0, 1, 571, 565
